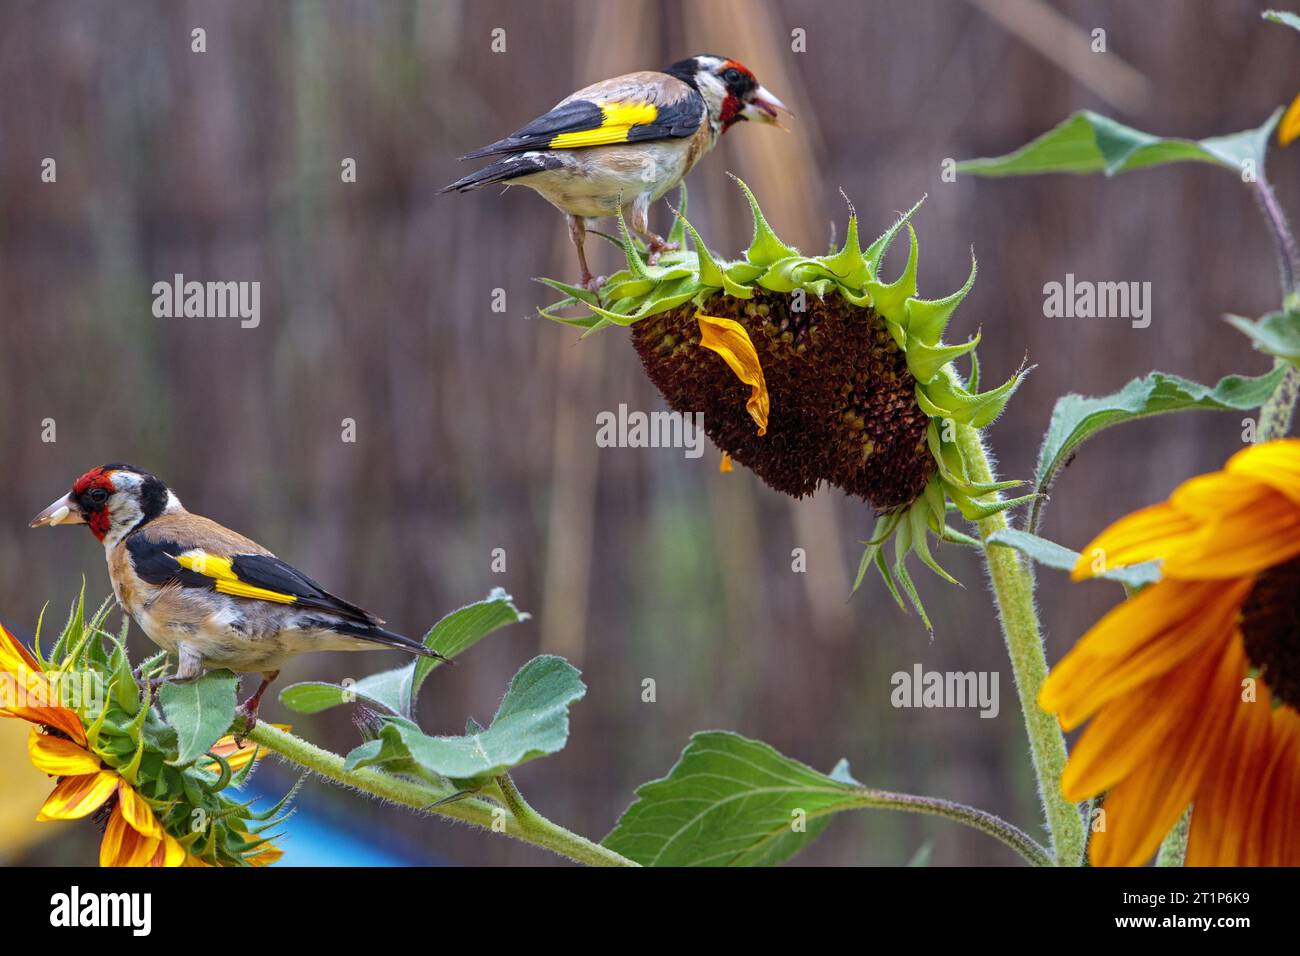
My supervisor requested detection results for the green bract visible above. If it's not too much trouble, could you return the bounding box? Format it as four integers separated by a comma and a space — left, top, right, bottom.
34, 592, 293, 866
540, 179, 1033, 629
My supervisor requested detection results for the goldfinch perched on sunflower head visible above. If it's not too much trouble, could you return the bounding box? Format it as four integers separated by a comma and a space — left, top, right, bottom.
441, 54, 789, 290
31, 464, 446, 726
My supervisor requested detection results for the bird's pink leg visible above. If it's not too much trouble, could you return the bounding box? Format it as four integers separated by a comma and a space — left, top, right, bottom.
627, 193, 679, 265
567, 214, 604, 292
235, 669, 280, 736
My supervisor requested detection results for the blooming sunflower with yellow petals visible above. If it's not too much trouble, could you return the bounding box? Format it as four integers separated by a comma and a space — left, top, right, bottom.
1, 600, 289, 867
1040, 439, 1300, 866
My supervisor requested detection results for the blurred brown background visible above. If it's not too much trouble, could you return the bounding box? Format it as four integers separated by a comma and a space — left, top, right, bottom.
0, 0, 1295, 865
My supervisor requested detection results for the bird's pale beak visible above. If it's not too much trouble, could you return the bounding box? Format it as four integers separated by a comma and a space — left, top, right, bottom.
742, 86, 791, 127
30, 493, 84, 528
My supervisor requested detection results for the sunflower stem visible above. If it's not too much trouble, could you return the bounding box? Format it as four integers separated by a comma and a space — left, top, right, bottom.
1252, 174, 1300, 441
1258, 361, 1300, 440
245, 723, 637, 867
1252, 175, 1298, 302
1155, 806, 1191, 866
845, 788, 1053, 867
956, 424, 1086, 866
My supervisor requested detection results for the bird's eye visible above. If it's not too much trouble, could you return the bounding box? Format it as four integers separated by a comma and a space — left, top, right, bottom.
87, 488, 109, 506
723, 68, 742, 84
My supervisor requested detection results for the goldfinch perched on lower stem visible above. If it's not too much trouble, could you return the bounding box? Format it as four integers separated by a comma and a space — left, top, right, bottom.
441, 54, 789, 290
30, 464, 446, 726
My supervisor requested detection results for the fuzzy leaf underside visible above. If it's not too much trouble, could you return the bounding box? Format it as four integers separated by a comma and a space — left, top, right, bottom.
986, 528, 1161, 590
343, 655, 584, 783
278, 590, 528, 718
957, 108, 1282, 178
1029, 367, 1287, 531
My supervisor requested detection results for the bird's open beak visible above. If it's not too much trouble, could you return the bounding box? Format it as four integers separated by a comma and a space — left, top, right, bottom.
742, 86, 791, 127
30, 493, 84, 528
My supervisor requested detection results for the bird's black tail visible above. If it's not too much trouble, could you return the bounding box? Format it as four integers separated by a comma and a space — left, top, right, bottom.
329, 620, 452, 663
439, 153, 564, 193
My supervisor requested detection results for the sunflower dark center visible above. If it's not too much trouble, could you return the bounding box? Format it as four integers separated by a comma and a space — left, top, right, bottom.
631, 290, 935, 510
1240, 557, 1300, 711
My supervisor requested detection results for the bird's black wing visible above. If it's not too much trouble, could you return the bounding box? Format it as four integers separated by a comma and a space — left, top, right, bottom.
126, 535, 382, 626
460, 87, 704, 159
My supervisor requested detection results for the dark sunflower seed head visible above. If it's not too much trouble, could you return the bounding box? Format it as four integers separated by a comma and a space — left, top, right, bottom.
632, 289, 935, 510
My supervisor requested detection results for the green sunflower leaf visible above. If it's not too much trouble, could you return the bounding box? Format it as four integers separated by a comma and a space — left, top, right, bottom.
344, 655, 584, 783
1030, 366, 1289, 532
160, 669, 239, 767
279, 589, 529, 719
985, 529, 1161, 590
957, 108, 1282, 178
409, 589, 530, 712
1264, 9, 1300, 31
1226, 310, 1300, 363
601, 731, 861, 866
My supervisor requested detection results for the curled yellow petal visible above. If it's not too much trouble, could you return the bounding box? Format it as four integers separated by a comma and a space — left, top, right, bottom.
116, 782, 162, 840
37, 770, 118, 821
100, 801, 160, 867
209, 724, 290, 773
151, 832, 188, 867
696, 311, 770, 436
28, 727, 100, 776
0, 623, 41, 674
719, 452, 734, 473
1281, 92, 1300, 147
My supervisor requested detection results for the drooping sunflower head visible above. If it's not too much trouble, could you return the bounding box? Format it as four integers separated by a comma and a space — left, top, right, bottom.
1041, 439, 1300, 866
1, 597, 289, 867
541, 180, 1031, 628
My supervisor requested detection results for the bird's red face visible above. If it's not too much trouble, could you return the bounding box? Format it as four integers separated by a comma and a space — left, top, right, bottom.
689, 55, 788, 132
30, 464, 170, 543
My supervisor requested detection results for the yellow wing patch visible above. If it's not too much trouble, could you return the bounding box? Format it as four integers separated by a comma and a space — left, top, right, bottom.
175, 551, 299, 605
549, 101, 658, 149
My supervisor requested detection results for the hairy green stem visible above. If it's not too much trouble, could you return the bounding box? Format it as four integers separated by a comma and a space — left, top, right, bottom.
1253, 175, 1300, 441
956, 424, 1085, 866
846, 788, 1053, 867
1259, 361, 1300, 441
246, 723, 638, 867
1155, 806, 1191, 866
1253, 176, 1298, 301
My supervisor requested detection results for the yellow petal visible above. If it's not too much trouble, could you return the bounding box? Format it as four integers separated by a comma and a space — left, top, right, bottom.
696, 312, 770, 436
247, 842, 284, 867
1258, 708, 1300, 866
1040, 578, 1248, 729
28, 727, 101, 776
1160, 488, 1300, 578
1226, 438, 1300, 508
37, 770, 118, 821
1186, 686, 1275, 866
0, 622, 41, 675
1281, 92, 1300, 147
100, 801, 161, 867
151, 832, 188, 868
1070, 501, 1199, 579
1, 672, 88, 745
208, 724, 290, 773
719, 452, 734, 473
116, 782, 162, 840
1085, 638, 1244, 866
